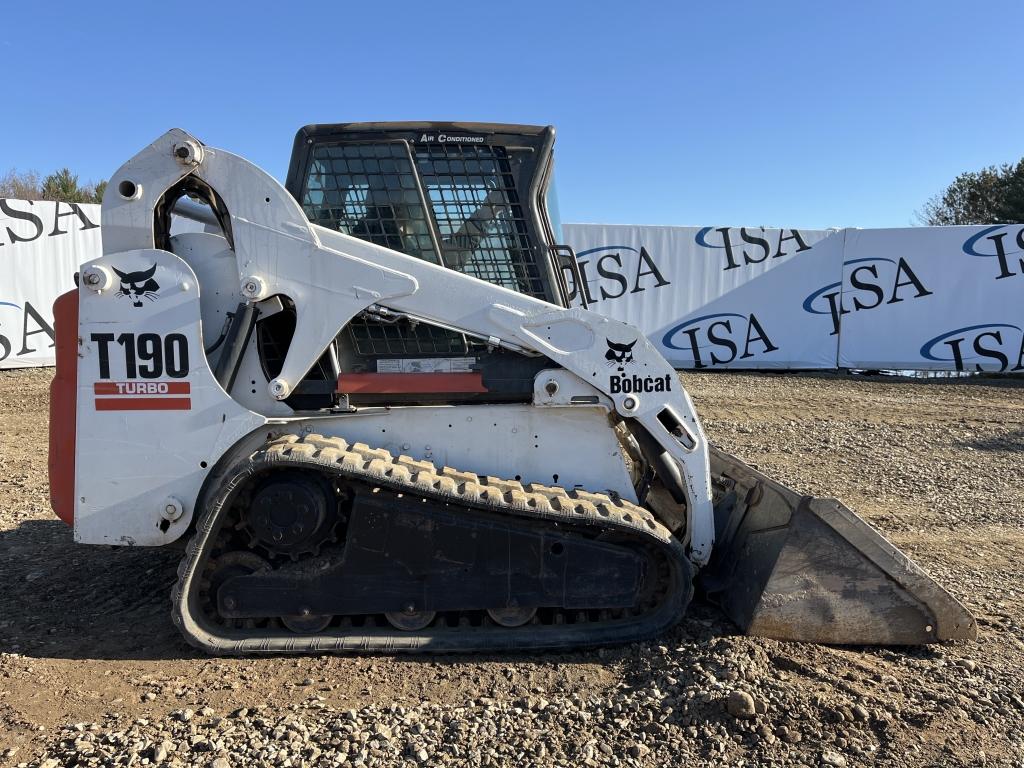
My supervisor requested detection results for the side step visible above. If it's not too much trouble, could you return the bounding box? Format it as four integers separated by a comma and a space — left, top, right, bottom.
699, 447, 977, 645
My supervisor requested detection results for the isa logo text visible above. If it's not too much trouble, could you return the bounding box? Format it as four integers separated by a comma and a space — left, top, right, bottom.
803, 257, 932, 336
921, 323, 1024, 372
962, 225, 1024, 281
662, 312, 778, 369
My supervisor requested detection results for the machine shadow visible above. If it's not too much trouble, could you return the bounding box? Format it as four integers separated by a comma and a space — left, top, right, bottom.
0, 518, 739, 666
967, 428, 1024, 453
0, 518, 189, 661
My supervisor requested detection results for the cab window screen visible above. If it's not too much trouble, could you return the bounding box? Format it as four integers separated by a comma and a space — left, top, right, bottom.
301, 143, 439, 264
416, 144, 544, 297
301, 140, 546, 299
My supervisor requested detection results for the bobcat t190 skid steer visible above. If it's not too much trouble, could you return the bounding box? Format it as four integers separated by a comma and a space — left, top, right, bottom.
47, 123, 975, 654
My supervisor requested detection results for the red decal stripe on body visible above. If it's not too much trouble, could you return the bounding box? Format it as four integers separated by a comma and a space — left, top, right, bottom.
94, 397, 192, 411
338, 372, 487, 394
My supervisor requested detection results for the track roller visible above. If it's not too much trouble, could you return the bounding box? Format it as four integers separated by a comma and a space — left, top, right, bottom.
385, 609, 437, 631
487, 606, 537, 627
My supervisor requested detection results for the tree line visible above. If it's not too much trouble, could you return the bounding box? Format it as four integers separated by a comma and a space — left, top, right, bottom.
917, 158, 1024, 226
0, 168, 107, 204
2, 158, 1021, 224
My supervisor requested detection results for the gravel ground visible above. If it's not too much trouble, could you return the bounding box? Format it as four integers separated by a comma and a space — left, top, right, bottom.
1, 367, 1022, 767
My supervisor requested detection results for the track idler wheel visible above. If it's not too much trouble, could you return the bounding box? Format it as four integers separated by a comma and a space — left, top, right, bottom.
487, 606, 537, 627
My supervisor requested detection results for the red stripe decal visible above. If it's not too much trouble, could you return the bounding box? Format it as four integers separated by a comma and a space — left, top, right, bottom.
94, 381, 191, 395
94, 397, 192, 411
338, 372, 487, 394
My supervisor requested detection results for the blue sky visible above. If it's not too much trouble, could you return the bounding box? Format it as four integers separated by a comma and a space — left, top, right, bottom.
3, 1, 1022, 229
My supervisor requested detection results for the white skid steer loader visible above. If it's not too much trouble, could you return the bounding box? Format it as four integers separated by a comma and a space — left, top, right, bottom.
47, 124, 975, 654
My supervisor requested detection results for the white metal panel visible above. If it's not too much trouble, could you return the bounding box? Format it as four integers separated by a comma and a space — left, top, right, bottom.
306, 404, 637, 502
169, 231, 239, 373
75, 248, 263, 545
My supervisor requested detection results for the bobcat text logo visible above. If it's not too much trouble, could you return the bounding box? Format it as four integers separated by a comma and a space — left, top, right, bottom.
962, 225, 1024, 280
662, 312, 778, 369
695, 227, 813, 272
565, 245, 670, 305
114, 265, 160, 307
921, 323, 1024, 372
605, 338, 637, 371
803, 257, 932, 336
608, 373, 673, 395
603, 336, 672, 394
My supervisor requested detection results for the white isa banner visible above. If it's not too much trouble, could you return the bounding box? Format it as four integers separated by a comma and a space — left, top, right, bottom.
566, 222, 1023, 373
837, 225, 1024, 372
562, 223, 842, 369
3, 207, 1020, 374
0, 199, 101, 368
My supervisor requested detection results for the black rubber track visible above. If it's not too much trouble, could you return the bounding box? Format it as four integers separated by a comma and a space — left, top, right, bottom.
171, 433, 693, 654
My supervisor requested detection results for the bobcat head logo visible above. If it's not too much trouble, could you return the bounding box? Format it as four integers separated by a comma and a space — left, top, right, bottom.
113, 265, 160, 308
605, 338, 637, 371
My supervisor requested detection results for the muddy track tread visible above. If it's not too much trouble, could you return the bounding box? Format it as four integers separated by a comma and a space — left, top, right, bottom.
172, 433, 690, 655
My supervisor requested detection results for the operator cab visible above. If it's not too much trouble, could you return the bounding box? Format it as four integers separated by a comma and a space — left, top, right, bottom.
262, 122, 583, 409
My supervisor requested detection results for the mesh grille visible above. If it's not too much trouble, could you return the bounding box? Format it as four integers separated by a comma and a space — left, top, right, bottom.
415, 143, 545, 297
300, 139, 545, 358
301, 143, 439, 264
347, 319, 467, 356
